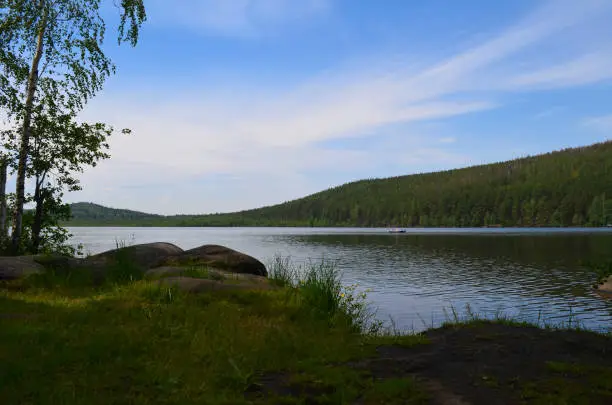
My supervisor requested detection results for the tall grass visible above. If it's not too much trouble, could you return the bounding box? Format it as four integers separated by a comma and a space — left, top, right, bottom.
113, 233, 136, 249
22, 249, 144, 290
440, 303, 592, 332
267, 254, 382, 333
267, 254, 296, 287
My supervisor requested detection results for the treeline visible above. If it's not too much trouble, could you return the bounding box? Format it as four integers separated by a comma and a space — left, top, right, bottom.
68, 203, 162, 223
67, 140, 612, 228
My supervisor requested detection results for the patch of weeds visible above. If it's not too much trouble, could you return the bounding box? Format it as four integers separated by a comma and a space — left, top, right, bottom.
249, 366, 368, 404
103, 248, 145, 284
521, 365, 612, 404
21, 267, 94, 290
440, 303, 587, 332
545, 362, 612, 388
113, 234, 136, 250
267, 254, 297, 287
366, 333, 430, 348
179, 267, 214, 279
264, 255, 382, 333
293, 258, 382, 334
297, 259, 342, 320
140, 283, 182, 305
361, 377, 429, 405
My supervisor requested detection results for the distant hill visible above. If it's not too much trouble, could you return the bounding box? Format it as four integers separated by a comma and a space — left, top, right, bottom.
66, 202, 162, 225
66, 140, 612, 227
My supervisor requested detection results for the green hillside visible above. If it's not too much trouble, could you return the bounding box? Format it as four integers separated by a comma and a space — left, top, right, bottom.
67, 203, 162, 225
67, 140, 612, 227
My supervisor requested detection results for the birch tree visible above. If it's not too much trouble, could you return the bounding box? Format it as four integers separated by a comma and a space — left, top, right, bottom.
3, 108, 117, 253
0, 0, 146, 253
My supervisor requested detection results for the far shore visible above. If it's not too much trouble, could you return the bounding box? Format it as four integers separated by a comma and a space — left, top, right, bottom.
63, 223, 612, 230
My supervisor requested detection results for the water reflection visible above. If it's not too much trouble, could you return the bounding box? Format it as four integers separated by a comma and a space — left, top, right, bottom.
278, 233, 612, 333
68, 228, 612, 333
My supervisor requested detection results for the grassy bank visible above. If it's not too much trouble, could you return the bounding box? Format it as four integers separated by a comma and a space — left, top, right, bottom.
1, 257, 611, 404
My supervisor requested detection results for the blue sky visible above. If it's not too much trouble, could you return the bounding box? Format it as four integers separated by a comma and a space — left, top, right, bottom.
59, 0, 612, 214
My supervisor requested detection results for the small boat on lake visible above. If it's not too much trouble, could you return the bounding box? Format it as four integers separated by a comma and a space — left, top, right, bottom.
387, 228, 406, 233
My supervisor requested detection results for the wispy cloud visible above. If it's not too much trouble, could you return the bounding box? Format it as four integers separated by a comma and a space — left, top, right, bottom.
583, 114, 612, 131
510, 51, 612, 89
438, 137, 457, 144
534, 106, 567, 119
147, 0, 331, 36
70, 0, 612, 213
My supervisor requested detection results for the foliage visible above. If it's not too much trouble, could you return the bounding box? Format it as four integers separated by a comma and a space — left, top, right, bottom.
0, 191, 82, 255
1, 108, 110, 255
0, 0, 146, 114
15, 110, 112, 253
268, 254, 382, 333
68, 202, 163, 224
0, 0, 145, 252
65, 140, 612, 228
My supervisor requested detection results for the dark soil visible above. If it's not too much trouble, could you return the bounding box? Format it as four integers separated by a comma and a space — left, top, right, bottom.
246, 322, 612, 404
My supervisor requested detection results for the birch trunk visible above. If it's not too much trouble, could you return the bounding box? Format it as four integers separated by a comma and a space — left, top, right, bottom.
0, 158, 8, 246
11, 6, 47, 254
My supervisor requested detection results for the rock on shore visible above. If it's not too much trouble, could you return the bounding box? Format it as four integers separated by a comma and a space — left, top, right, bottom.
0, 242, 268, 282
596, 275, 612, 297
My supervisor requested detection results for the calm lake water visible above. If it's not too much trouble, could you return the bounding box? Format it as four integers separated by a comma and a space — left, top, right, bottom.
67, 227, 612, 333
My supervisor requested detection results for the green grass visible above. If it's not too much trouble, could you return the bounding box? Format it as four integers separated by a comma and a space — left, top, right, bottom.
439, 303, 596, 333
160, 266, 226, 281
520, 362, 612, 404
2, 256, 610, 404
0, 257, 419, 404
361, 377, 430, 404
267, 254, 382, 333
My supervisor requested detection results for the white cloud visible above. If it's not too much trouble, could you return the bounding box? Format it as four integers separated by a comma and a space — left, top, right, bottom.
62, 0, 612, 213
438, 137, 457, 144
510, 51, 612, 89
583, 114, 612, 131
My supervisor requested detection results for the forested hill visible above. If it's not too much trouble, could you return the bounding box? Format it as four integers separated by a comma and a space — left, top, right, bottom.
68, 203, 162, 225
68, 140, 612, 227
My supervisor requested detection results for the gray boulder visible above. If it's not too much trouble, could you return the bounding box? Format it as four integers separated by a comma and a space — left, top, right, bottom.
162, 244, 267, 277
145, 266, 269, 283
145, 266, 189, 279
33, 254, 84, 272
156, 276, 275, 293
0, 256, 46, 280
84, 242, 184, 271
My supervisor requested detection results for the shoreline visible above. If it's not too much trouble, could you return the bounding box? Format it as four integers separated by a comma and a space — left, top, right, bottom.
63, 223, 612, 229
1, 253, 611, 404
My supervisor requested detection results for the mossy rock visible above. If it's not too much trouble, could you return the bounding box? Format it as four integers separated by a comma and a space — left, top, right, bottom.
145, 266, 269, 283
83, 242, 184, 271
162, 244, 267, 277
155, 276, 277, 293
0, 256, 46, 281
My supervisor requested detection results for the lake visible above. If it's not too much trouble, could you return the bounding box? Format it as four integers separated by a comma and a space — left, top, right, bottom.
67, 227, 612, 333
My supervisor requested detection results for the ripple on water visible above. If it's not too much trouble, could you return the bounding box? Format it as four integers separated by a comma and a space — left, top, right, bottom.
68, 228, 612, 334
